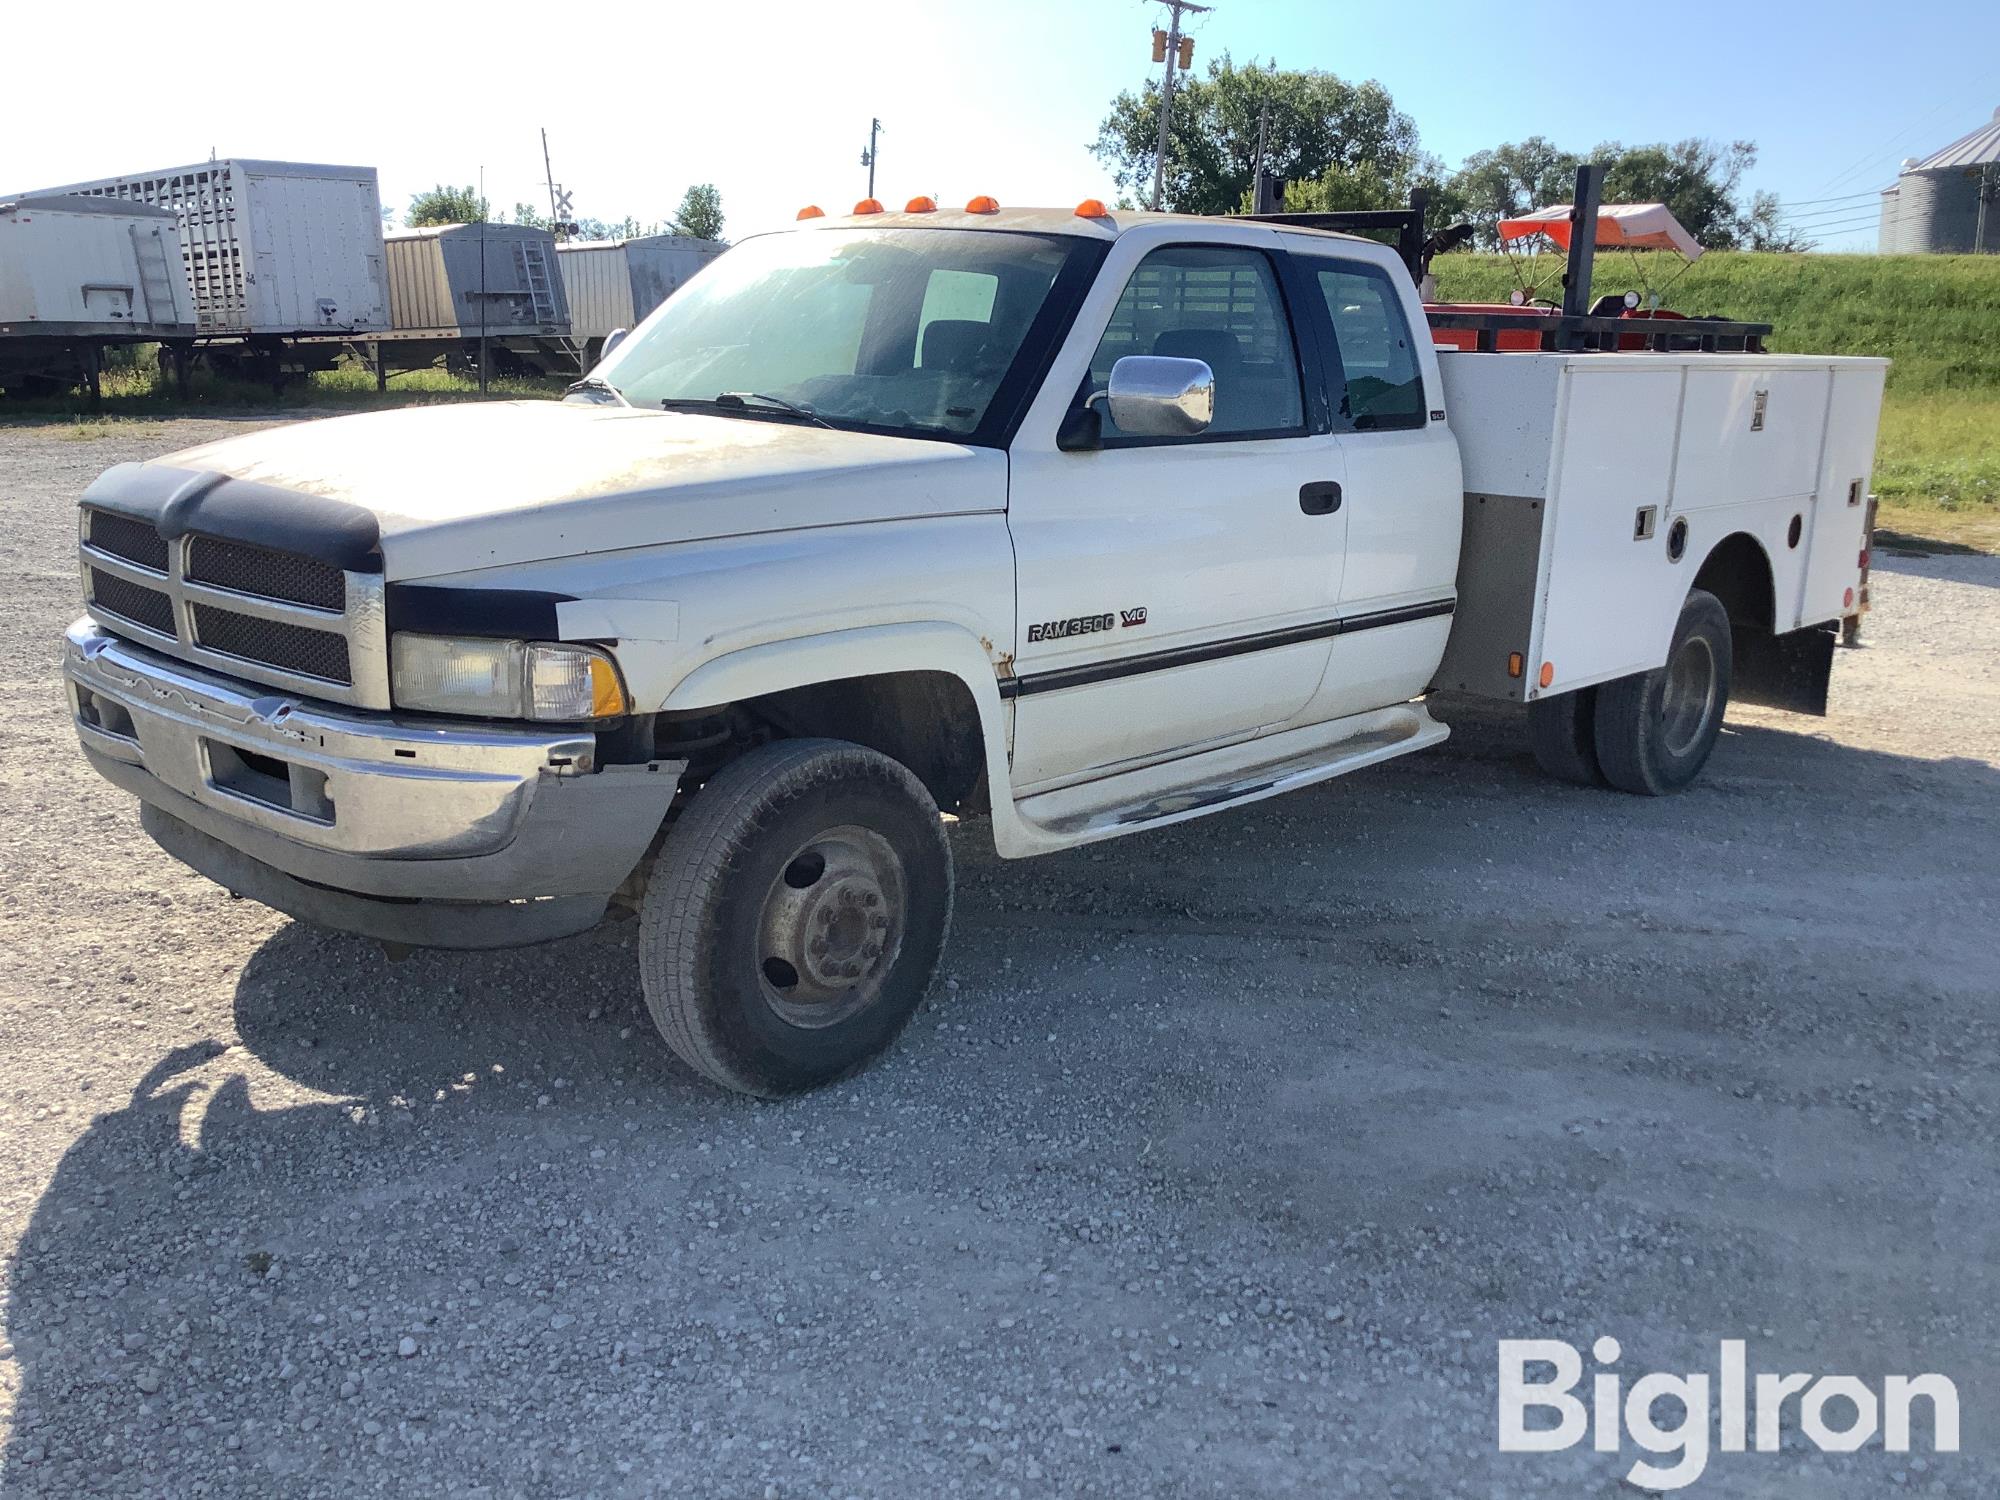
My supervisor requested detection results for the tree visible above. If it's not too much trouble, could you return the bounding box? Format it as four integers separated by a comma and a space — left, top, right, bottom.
406, 185, 488, 226
1448, 136, 1801, 251
1448, 137, 1584, 246
1092, 56, 1428, 217
670, 184, 725, 242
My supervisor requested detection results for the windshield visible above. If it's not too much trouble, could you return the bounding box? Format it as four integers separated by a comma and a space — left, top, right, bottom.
590, 228, 1096, 444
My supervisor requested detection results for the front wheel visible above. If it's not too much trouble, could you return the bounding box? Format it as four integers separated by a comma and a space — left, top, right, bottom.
1593, 588, 1733, 795
637, 739, 953, 1096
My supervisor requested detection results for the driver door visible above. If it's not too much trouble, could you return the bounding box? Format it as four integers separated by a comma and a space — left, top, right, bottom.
1005, 239, 1349, 790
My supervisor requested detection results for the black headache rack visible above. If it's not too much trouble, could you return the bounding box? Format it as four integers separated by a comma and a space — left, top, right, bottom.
1238, 164, 1772, 355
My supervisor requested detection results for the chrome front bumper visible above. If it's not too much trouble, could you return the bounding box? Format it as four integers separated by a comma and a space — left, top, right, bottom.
64, 618, 684, 945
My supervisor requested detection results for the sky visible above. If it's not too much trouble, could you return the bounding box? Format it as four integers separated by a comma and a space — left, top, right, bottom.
6, 0, 1996, 252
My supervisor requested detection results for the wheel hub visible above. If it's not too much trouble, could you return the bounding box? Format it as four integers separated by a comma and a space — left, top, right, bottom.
755, 827, 906, 1027
1660, 635, 1718, 757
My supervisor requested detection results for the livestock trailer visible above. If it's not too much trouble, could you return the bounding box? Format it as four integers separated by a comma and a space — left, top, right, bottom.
0, 195, 192, 398
19, 159, 389, 386
558, 233, 725, 368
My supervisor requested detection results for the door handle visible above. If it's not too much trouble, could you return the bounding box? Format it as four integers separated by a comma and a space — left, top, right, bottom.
1299, 481, 1343, 516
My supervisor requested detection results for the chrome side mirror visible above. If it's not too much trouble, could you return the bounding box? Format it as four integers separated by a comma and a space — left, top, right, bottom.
1096, 355, 1214, 437
597, 327, 628, 364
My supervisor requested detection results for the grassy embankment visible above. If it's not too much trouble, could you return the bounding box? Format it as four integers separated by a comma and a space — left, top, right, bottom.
1431, 251, 2000, 551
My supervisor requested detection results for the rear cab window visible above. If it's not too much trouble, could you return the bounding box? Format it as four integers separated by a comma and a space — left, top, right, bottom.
1307, 261, 1426, 432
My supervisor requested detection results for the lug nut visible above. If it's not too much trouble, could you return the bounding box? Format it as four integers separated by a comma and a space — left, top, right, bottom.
863, 892, 880, 908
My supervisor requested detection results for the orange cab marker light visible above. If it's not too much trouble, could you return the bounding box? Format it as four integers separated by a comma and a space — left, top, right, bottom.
1074, 197, 1109, 218
1507, 652, 1524, 680
796, 204, 825, 220
965, 195, 1001, 214
853, 197, 885, 215
1538, 662, 1555, 689
905, 195, 938, 213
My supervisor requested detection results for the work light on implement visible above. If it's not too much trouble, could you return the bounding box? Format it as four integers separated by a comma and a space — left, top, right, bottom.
390, 635, 629, 721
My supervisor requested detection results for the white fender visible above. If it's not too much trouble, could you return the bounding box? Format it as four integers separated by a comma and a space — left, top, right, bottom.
659, 621, 1046, 858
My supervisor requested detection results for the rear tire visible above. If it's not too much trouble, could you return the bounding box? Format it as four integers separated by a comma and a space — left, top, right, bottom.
1593, 588, 1732, 795
1526, 687, 1604, 786
637, 738, 953, 1097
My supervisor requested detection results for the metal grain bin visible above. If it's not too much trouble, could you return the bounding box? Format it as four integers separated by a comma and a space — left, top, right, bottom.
1879, 107, 2000, 254
16, 160, 388, 335
383, 224, 569, 337
0, 196, 192, 337
557, 234, 724, 342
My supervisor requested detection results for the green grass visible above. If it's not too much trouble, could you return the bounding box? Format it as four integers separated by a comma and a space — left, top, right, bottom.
1429, 251, 2000, 394
0, 352, 566, 424
1432, 250, 2000, 548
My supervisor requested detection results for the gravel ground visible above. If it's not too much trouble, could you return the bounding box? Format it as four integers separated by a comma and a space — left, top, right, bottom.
1, 417, 1995, 1498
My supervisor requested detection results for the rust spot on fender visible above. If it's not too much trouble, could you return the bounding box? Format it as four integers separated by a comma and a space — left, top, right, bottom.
980, 636, 1016, 679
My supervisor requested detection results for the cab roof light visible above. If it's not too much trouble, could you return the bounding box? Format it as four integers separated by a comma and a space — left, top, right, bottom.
853, 197, 885, 215
1074, 198, 1109, 218
796, 204, 825, 220
904, 195, 938, 213
965, 195, 1000, 214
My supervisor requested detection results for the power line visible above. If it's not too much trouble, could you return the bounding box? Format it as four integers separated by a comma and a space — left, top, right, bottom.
1807, 75, 2000, 199
1775, 188, 1881, 209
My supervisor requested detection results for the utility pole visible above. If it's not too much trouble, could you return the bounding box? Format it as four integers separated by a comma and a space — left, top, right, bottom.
861, 117, 883, 199
542, 127, 560, 233
1148, 0, 1210, 211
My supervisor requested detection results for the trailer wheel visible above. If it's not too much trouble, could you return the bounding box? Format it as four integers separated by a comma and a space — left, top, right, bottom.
637, 738, 953, 1097
1526, 687, 1604, 786
1592, 588, 1733, 795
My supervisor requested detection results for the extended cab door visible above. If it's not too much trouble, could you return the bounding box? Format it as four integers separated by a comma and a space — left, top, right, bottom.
1005, 229, 1349, 790
1287, 248, 1462, 721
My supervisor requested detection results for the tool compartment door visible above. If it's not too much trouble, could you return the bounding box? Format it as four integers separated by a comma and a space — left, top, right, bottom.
1533, 362, 1686, 693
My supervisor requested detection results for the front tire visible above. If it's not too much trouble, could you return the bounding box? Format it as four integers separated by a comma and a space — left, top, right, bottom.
638, 738, 953, 1096
1593, 588, 1733, 795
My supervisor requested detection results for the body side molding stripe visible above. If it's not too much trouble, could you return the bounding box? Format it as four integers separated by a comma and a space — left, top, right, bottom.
997, 597, 1456, 700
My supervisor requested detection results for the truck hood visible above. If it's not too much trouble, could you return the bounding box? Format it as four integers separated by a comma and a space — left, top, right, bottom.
159, 400, 1007, 579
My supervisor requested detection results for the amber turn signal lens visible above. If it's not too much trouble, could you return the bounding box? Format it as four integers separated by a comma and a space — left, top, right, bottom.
796, 205, 825, 220
965, 195, 1000, 214
1507, 652, 1524, 679
853, 198, 884, 215
904, 195, 937, 212
1074, 198, 1109, 218
1538, 661, 1555, 689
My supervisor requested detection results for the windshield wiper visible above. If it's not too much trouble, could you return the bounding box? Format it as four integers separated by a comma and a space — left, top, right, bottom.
565, 375, 628, 405
662, 392, 834, 429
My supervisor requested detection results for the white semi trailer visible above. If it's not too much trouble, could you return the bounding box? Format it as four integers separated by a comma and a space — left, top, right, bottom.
1, 195, 194, 399
19, 159, 389, 389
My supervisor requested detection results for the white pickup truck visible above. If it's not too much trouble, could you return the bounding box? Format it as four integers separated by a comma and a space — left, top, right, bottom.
63, 190, 1885, 1096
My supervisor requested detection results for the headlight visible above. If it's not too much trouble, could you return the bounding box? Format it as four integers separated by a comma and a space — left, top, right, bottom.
390, 635, 630, 720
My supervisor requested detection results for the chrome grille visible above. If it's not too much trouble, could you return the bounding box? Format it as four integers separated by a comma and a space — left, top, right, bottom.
87, 567, 176, 636
78, 505, 389, 709
187, 536, 345, 611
